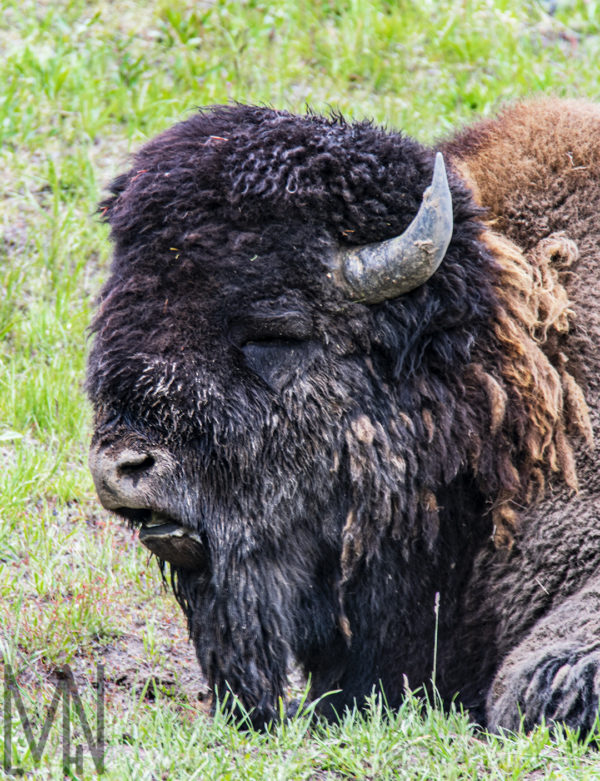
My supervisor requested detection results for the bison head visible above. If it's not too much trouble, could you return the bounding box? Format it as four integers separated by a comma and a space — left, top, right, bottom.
87, 105, 493, 726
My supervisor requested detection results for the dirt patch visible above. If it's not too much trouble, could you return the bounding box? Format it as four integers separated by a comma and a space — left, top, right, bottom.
98, 615, 210, 710
1, 500, 210, 726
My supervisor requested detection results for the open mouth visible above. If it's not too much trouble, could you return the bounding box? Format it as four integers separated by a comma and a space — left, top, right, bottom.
118, 509, 208, 570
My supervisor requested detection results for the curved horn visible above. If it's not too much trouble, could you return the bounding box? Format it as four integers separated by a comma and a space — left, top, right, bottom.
333, 153, 453, 303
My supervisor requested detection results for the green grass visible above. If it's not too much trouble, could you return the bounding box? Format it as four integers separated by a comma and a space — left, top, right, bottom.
6, 688, 600, 779
1, 0, 600, 777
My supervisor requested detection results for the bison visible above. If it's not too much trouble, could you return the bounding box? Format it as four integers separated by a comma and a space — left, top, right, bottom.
88, 98, 600, 733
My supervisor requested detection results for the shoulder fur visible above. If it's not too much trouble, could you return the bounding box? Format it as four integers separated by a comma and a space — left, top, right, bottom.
444, 99, 599, 546
444, 98, 600, 248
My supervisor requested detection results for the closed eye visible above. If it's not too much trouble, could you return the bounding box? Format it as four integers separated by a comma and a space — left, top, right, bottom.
241, 338, 316, 391
229, 310, 313, 346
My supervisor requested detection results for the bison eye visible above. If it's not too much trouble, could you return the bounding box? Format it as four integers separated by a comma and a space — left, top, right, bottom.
241, 338, 314, 391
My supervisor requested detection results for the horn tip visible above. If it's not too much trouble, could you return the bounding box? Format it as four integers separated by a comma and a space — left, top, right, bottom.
433, 151, 447, 180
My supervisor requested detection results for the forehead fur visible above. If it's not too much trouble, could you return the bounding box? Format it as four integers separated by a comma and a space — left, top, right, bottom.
101, 104, 477, 253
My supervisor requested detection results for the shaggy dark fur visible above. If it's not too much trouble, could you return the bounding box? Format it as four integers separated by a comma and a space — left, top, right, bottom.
88, 99, 600, 731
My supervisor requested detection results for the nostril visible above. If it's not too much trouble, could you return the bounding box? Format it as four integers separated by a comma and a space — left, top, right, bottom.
115, 451, 156, 478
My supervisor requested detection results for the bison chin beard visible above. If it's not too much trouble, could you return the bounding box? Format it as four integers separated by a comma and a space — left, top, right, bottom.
171, 549, 297, 729
167, 506, 343, 730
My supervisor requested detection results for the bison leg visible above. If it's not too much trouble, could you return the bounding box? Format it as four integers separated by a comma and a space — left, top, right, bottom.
487, 579, 600, 734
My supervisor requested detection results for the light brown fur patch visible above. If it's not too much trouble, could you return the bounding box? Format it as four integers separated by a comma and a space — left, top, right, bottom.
476, 228, 592, 543
444, 99, 600, 546
459, 172, 598, 544
446, 99, 600, 244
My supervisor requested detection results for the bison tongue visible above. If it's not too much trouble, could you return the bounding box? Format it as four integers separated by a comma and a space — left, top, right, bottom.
139, 522, 206, 570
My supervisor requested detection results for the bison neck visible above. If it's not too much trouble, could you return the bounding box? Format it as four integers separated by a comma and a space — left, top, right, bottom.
300, 473, 493, 719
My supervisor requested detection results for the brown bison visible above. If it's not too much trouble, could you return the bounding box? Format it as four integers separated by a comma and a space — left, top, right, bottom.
88, 98, 600, 732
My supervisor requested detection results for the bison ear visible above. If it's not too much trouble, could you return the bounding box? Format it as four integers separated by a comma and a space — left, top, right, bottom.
331, 153, 453, 303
